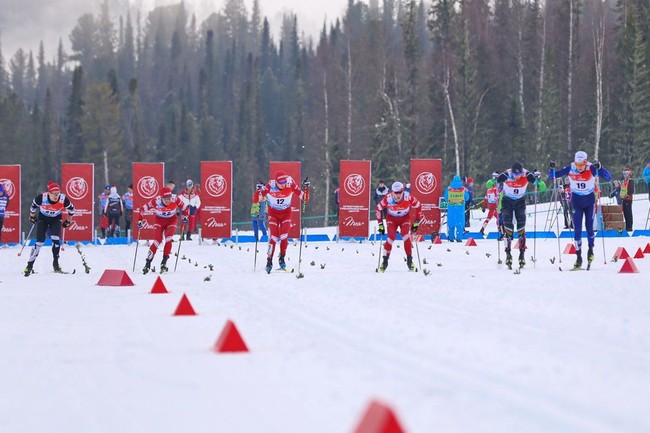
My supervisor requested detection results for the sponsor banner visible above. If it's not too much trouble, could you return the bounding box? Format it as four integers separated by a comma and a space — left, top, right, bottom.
269, 161, 301, 238
200, 161, 232, 239
0, 165, 21, 243
338, 160, 371, 238
61, 163, 94, 241
133, 162, 164, 240
410, 159, 442, 235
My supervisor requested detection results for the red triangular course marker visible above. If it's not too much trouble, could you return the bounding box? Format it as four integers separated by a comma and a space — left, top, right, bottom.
213, 320, 249, 353
612, 247, 630, 260
465, 237, 477, 246
618, 257, 639, 273
353, 400, 407, 433
644, 243, 650, 254
173, 293, 197, 316
563, 243, 576, 254
433, 236, 442, 244
96, 269, 135, 286
634, 248, 645, 259
150, 276, 169, 294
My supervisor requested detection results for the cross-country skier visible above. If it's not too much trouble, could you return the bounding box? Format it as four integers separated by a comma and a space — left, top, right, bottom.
443, 175, 469, 242
135, 187, 189, 274
104, 186, 123, 237
375, 181, 423, 272
179, 179, 201, 240
479, 177, 500, 237
496, 162, 545, 269
548, 151, 611, 269
23, 182, 75, 276
0, 183, 9, 245
257, 171, 309, 273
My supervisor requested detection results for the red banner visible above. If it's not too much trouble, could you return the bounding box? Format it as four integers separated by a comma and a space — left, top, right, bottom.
269, 161, 302, 238
0, 165, 21, 243
61, 163, 94, 241
200, 161, 232, 239
410, 159, 442, 235
133, 162, 164, 240
338, 160, 371, 238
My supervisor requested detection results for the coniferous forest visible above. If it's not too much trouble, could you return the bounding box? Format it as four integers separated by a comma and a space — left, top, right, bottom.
0, 0, 649, 223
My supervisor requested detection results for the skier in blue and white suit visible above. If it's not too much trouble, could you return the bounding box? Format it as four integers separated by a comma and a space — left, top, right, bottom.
548, 150, 611, 268
443, 175, 469, 242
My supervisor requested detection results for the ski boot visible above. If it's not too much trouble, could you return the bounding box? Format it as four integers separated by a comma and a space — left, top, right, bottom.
587, 247, 594, 269
53, 256, 62, 273
160, 255, 169, 273
23, 261, 34, 277
186, 234, 192, 241
518, 250, 526, 268
278, 254, 286, 270
479, 228, 485, 238
406, 255, 416, 271
573, 250, 583, 270
505, 248, 513, 270
143, 258, 152, 275
378, 255, 389, 272
265, 258, 273, 274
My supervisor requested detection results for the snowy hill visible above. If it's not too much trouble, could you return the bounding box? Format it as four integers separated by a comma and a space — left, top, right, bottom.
1, 196, 649, 433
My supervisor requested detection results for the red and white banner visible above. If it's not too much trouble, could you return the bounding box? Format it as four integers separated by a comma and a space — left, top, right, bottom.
133, 162, 164, 240
269, 161, 302, 238
338, 160, 371, 238
61, 163, 94, 241
0, 165, 21, 243
200, 161, 232, 239
410, 159, 442, 235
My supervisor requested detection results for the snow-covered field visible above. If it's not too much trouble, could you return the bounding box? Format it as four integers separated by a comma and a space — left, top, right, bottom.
1, 197, 650, 433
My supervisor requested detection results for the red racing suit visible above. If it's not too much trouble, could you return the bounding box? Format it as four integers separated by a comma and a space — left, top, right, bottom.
259, 176, 306, 258
375, 192, 423, 257
139, 195, 189, 258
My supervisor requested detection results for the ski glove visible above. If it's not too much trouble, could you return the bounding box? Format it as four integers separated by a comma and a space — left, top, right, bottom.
549, 160, 556, 168
378, 223, 385, 235
302, 180, 311, 188
62, 219, 72, 228
526, 172, 536, 183
137, 219, 144, 229
411, 221, 420, 233
593, 161, 602, 170
256, 181, 264, 191
29, 214, 38, 224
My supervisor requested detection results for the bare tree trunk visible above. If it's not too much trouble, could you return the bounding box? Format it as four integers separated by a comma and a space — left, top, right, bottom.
346, 38, 353, 158
322, 72, 331, 226
103, 149, 109, 186
515, 0, 525, 121
567, 0, 575, 150
593, 7, 605, 160
442, 68, 461, 173
536, 4, 547, 152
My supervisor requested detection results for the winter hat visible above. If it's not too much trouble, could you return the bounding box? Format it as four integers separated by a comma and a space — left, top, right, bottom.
467, 177, 474, 184
186, 179, 193, 188
391, 181, 404, 193
104, 184, 111, 190
574, 151, 588, 164
511, 162, 523, 175
110, 186, 117, 195
275, 171, 289, 184
48, 182, 61, 193
160, 187, 173, 199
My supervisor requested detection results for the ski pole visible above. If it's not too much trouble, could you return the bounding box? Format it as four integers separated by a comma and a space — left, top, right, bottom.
296, 180, 310, 276
132, 224, 142, 272
552, 167, 562, 264
174, 222, 186, 272
595, 174, 607, 265
376, 228, 383, 270
61, 227, 67, 252
414, 234, 422, 272
253, 234, 259, 271
533, 181, 538, 267
17, 223, 36, 257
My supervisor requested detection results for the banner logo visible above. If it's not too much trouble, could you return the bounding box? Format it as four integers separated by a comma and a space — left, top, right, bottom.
137, 176, 159, 199
205, 174, 227, 198
344, 174, 366, 197
0, 178, 16, 200
415, 172, 437, 195
65, 177, 89, 200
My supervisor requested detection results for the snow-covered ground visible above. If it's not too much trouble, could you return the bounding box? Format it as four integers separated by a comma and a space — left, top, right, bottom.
1, 196, 650, 433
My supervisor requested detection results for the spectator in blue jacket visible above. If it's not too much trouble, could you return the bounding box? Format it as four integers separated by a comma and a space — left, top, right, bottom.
444, 175, 469, 242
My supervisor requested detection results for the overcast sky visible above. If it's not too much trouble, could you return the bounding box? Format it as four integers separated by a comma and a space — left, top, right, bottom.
0, 0, 348, 62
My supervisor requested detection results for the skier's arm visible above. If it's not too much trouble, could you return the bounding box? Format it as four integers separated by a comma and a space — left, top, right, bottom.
63, 196, 75, 218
